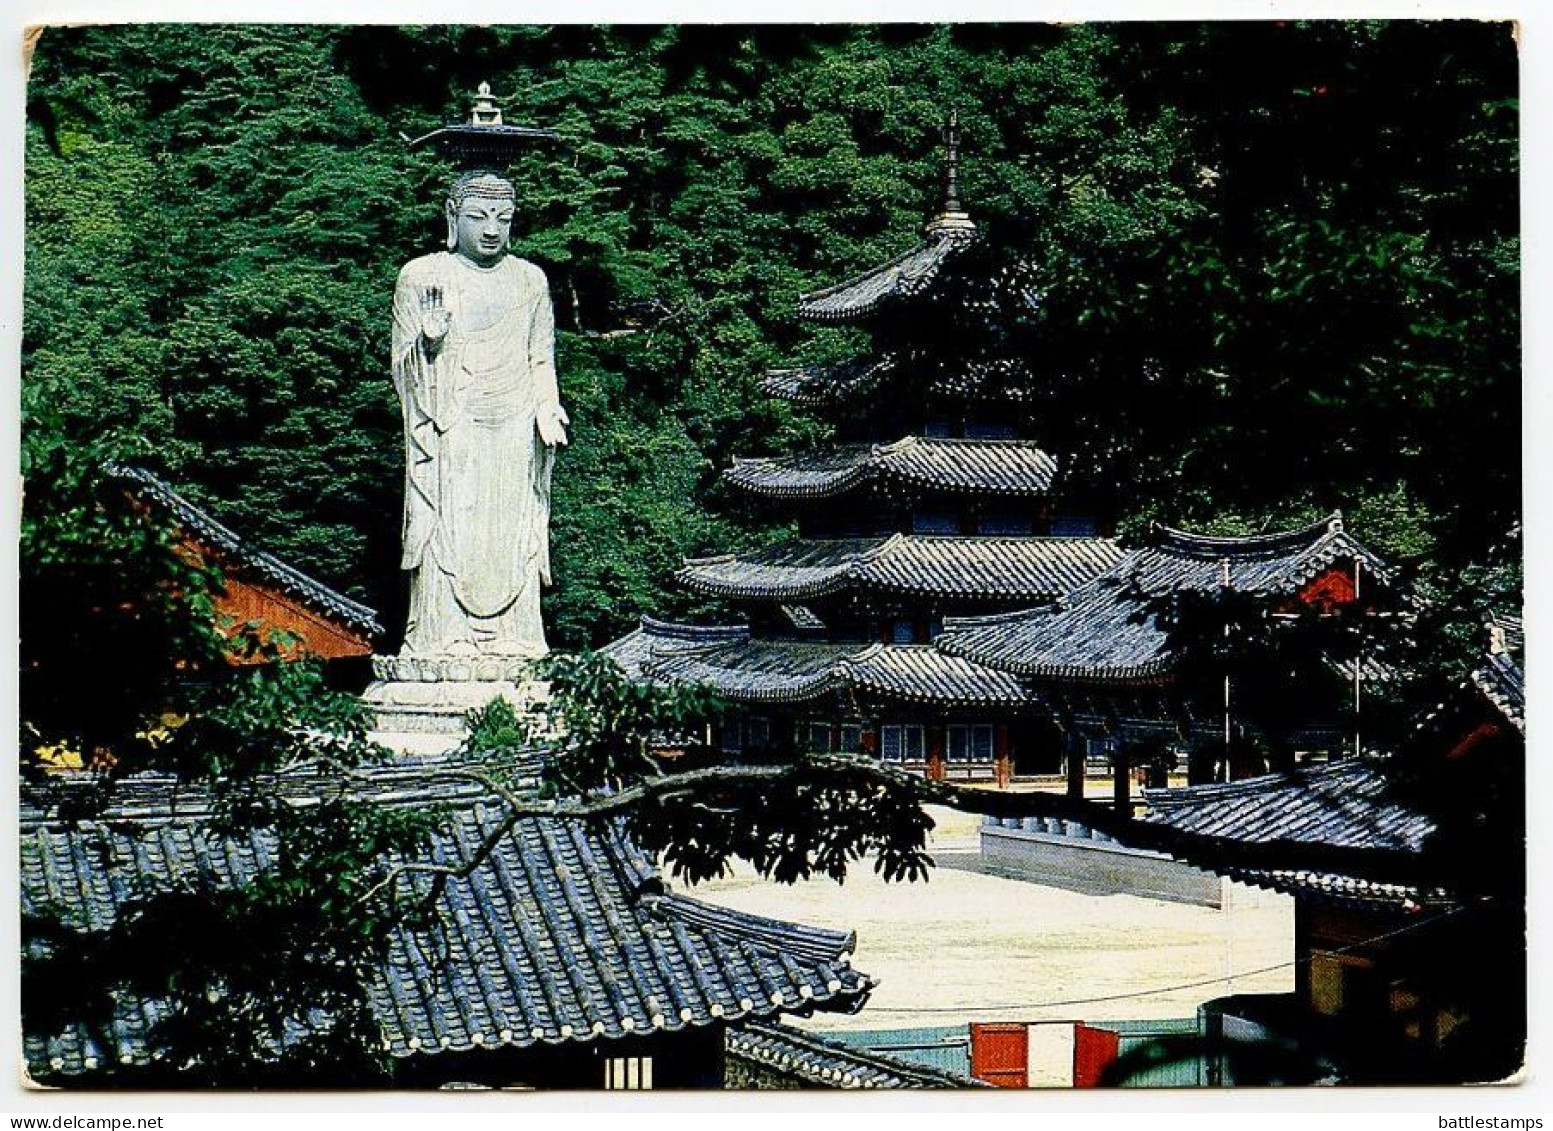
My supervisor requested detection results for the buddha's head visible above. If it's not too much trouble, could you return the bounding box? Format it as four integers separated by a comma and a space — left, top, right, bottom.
445, 170, 517, 266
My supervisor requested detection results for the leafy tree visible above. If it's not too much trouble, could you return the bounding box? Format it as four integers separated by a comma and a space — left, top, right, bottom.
20, 441, 434, 1084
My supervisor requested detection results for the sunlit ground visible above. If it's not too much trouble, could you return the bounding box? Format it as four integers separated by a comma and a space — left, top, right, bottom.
679, 805, 1296, 1032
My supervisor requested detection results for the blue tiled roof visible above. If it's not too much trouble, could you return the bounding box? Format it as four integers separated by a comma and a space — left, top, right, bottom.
1141, 759, 1450, 907
940, 513, 1391, 681
21, 765, 874, 1079
112, 465, 383, 639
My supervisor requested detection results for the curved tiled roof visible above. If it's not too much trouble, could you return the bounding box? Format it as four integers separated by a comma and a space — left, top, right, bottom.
597, 616, 751, 680
1140, 759, 1450, 907
601, 619, 1031, 707
761, 355, 1035, 407
940, 513, 1391, 681
679, 535, 1122, 605
763, 356, 898, 406
1143, 759, 1432, 851
726, 437, 1058, 501
728, 1021, 979, 1089
21, 766, 872, 1080
796, 227, 979, 322
112, 466, 383, 639
645, 638, 1031, 708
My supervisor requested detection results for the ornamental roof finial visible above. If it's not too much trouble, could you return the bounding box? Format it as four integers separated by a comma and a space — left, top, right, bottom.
925, 108, 976, 236
470, 81, 504, 126
407, 79, 557, 168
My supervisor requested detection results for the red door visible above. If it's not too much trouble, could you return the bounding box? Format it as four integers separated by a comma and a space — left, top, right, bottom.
1073, 1023, 1121, 1088
970, 1022, 1028, 1088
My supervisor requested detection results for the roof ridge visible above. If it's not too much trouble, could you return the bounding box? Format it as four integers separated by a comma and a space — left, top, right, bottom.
941, 604, 1054, 632
1147, 511, 1346, 559
637, 614, 750, 642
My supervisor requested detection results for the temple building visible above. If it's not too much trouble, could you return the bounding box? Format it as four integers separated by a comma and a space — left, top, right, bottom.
940, 511, 1399, 803
115, 466, 382, 664
606, 118, 1123, 783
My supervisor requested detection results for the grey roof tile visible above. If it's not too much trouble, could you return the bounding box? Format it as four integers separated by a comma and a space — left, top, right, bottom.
727, 1020, 981, 1089
1140, 759, 1449, 906
21, 767, 874, 1079
761, 355, 1037, 407
726, 436, 1058, 501
680, 534, 1121, 604
608, 618, 1032, 707
795, 229, 979, 322
1472, 652, 1525, 734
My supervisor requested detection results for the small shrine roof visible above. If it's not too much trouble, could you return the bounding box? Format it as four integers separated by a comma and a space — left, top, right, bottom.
602, 619, 1031, 707
940, 513, 1391, 681
727, 1020, 980, 1089
1140, 759, 1449, 907
795, 228, 980, 323
22, 763, 871, 1079
113, 466, 383, 640
726, 436, 1058, 500
679, 534, 1122, 605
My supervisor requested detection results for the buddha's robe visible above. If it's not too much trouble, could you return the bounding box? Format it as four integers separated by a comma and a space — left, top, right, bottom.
391, 251, 562, 657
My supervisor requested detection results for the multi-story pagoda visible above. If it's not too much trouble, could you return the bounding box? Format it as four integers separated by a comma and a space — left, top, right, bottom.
607, 118, 1122, 782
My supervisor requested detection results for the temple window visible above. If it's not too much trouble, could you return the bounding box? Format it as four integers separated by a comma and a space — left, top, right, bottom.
948, 723, 995, 763
881, 724, 925, 763
721, 714, 743, 754
964, 419, 1017, 440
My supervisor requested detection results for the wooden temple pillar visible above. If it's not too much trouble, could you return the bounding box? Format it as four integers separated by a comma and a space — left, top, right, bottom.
926, 724, 947, 782
1065, 733, 1085, 800
994, 723, 1012, 789
1112, 739, 1131, 817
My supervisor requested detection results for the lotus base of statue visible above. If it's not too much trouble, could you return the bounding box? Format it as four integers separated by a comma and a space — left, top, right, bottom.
362, 652, 552, 751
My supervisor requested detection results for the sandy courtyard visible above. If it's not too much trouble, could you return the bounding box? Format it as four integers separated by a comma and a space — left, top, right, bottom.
678, 807, 1296, 1032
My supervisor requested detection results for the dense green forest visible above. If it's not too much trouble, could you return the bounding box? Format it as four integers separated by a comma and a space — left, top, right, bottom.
23, 22, 1521, 651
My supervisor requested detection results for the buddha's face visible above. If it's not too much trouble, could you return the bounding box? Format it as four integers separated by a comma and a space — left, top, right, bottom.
448, 193, 514, 266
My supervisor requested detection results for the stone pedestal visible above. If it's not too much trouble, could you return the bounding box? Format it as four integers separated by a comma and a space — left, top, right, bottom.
362, 653, 550, 753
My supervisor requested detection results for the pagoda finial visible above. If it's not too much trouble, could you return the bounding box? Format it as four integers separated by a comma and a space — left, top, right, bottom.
944, 108, 962, 212
470, 81, 503, 126
925, 108, 976, 236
